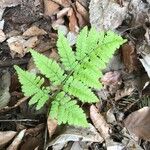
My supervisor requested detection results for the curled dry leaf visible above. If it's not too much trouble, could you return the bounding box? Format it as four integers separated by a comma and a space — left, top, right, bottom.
106, 109, 116, 124
75, 10, 87, 28
47, 117, 58, 138
90, 105, 111, 140
0, 131, 17, 148
7, 129, 26, 150
0, 30, 6, 42
76, 1, 89, 22
47, 124, 103, 149
44, 0, 60, 16
52, 19, 65, 30
57, 7, 70, 18
121, 42, 138, 73
0, 97, 29, 114
7, 36, 39, 57
7, 36, 26, 57
124, 107, 150, 141
23, 25, 47, 37
68, 8, 79, 33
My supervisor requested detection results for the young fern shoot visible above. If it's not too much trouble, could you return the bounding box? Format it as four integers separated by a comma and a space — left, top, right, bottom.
15, 27, 126, 127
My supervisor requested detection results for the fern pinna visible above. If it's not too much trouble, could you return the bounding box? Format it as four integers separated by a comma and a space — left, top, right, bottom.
15, 27, 126, 127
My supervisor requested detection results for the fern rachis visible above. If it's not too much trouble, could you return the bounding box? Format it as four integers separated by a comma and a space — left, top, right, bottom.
15, 27, 126, 127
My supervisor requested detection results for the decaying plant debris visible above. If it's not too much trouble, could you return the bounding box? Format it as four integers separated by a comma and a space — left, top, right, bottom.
0, 0, 150, 149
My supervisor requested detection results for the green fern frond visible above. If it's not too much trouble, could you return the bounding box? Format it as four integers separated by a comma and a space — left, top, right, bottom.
57, 32, 78, 70
14, 66, 50, 109
15, 27, 126, 127
95, 31, 126, 63
74, 69, 102, 89
87, 28, 104, 52
76, 26, 88, 60
30, 49, 66, 86
64, 77, 99, 103
50, 92, 88, 127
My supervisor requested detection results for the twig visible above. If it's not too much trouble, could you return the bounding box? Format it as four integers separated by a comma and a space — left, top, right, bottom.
0, 96, 29, 113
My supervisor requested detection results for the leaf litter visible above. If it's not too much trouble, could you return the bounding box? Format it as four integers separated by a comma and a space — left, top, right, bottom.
0, 0, 150, 149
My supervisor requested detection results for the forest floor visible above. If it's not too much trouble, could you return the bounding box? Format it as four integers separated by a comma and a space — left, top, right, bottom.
0, 0, 150, 149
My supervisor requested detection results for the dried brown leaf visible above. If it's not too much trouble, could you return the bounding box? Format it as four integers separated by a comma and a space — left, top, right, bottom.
47, 117, 58, 138
7, 129, 26, 150
121, 42, 138, 73
0, 97, 29, 114
23, 26, 47, 37
76, 1, 89, 22
52, 18, 65, 30
57, 7, 70, 18
44, 0, 60, 16
0, 131, 17, 147
67, 8, 79, 33
90, 105, 111, 140
46, 124, 103, 149
75, 10, 87, 28
124, 107, 150, 141
7, 36, 39, 58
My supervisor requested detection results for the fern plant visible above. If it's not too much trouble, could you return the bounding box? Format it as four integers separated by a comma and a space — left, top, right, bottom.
15, 27, 126, 127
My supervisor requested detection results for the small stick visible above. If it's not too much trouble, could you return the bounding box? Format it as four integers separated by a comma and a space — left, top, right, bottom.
0, 96, 29, 113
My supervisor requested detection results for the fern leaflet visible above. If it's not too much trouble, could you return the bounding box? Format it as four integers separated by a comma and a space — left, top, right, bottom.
14, 66, 50, 110
50, 92, 88, 127
63, 77, 99, 103
57, 32, 78, 70
30, 49, 66, 86
76, 26, 88, 60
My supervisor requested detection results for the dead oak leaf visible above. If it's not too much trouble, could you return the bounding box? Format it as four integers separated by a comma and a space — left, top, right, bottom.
124, 107, 150, 141
23, 25, 47, 37
67, 8, 79, 33
44, 0, 60, 16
